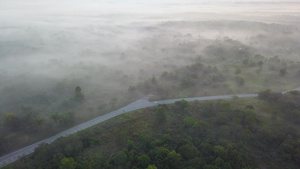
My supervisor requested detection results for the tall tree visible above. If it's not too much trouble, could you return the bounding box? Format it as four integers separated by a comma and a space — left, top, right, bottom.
74, 86, 84, 102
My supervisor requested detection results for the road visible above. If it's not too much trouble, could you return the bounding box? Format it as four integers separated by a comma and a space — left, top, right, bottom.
0, 90, 297, 168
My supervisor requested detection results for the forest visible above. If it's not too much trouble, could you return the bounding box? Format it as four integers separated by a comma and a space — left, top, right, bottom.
1, 1, 300, 168
4, 90, 300, 169
1, 49, 300, 157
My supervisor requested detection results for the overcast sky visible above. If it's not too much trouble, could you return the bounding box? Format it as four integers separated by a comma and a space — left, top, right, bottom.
0, 0, 299, 16
0, 0, 298, 28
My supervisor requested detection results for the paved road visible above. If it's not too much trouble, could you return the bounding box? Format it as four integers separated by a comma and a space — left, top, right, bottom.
0, 90, 298, 168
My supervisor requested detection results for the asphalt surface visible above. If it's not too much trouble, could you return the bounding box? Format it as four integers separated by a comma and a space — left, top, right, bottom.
0, 91, 295, 168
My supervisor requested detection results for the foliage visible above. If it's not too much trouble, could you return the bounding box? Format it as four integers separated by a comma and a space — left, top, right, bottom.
5, 96, 300, 169
133, 53, 300, 101
74, 86, 85, 102
1, 51, 300, 157
155, 105, 167, 124
235, 76, 245, 86
258, 89, 300, 125
4, 113, 18, 129
0, 85, 86, 156
59, 157, 77, 169
146, 165, 157, 169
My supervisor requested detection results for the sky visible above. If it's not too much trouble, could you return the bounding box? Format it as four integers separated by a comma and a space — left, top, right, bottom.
0, 0, 299, 15
0, 0, 299, 27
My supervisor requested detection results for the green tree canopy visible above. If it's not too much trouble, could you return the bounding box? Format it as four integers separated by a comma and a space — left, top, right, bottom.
59, 157, 77, 169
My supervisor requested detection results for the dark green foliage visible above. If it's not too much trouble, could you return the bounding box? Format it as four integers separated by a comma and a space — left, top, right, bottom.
279, 68, 287, 76
3, 113, 18, 130
178, 143, 199, 160
155, 104, 167, 124
0, 82, 88, 156
146, 165, 157, 169
51, 112, 61, 124
166, 150, 182, 169
235, 76, 245, 86
59, 157, 77, 169
136, 154, 151, 168
183, 117, 198, 128
112, 151, 128, 166
61, 111, 75, 126
258, 89, 282, 102
6, 96, 300, 169
134, 62, 226, 98
257, 60, 264, 69
174, 99, 190, 113
74, 86, 84, 102
259, 89, 300, 125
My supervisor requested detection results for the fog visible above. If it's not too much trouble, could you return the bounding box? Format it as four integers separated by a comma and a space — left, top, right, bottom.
0, 1, 299, 90
1, 0, 300, 117
1, 0, 300, 156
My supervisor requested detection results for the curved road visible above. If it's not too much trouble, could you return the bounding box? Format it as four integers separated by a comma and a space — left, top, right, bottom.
0, 89, 298, 168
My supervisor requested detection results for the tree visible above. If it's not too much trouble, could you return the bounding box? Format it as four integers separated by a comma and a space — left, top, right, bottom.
178, 143, 199, 160
113, 151, 127, 166
4, 113, 18, 129
155, 147, 170, 168
59, 157, 77, 169
61, 111, 75, 126
220, 101, 231, 112
257, 61, 264, 69
235, 76, 245, 86
258, 89, 282, 102
74, 86, 84, 102
35, 117, 45, 127
183, 117, 198, 128
146, 165, 158, 169
175, 99, 190, 113
279, 68, 287, 76
166, 150, 182, 169
137, 154, 151, 168
214, 157, 232, 169
51, 112, 62, 125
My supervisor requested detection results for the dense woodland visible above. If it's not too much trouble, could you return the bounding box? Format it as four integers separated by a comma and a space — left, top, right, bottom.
133, 52, 300, 100
1, 17, 300, 169
4, 90, 300, 169
1, 18, 300, 157
1, 1, 300, 169
1, 49, 300, 157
